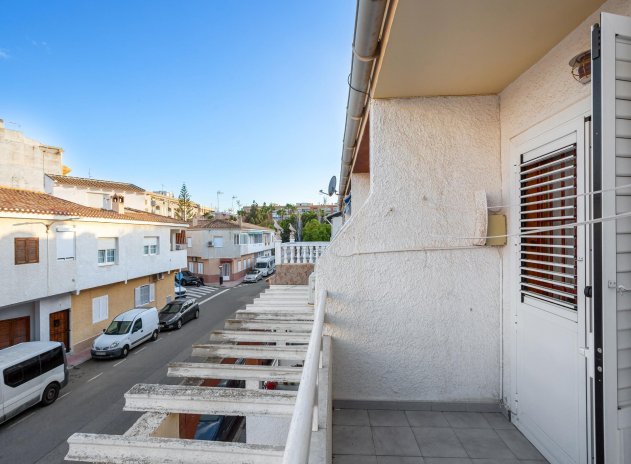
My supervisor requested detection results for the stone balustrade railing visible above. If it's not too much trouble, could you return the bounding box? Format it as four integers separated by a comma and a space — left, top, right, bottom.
275, 241, 329, 264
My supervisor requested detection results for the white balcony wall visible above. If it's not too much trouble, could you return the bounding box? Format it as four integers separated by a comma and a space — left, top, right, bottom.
0, 217, 186, 308
316, 96, 502, 403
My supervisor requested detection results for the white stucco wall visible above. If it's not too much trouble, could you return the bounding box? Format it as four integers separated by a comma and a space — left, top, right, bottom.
0, 126, 62, 192
497, 0, 631, 409
350, 172, 370, 212
316, 96, 502, 402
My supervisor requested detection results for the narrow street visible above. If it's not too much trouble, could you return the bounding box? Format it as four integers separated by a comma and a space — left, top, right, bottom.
0, 280, 267, 464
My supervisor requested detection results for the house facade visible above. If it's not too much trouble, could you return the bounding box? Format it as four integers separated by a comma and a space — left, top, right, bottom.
0, 186, 188, 353
313, 1, 631, 463
186, 218, 274, 284
147, 190, 213, 219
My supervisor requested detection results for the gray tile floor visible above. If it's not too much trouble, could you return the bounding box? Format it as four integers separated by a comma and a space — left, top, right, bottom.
333, 408, 548, 464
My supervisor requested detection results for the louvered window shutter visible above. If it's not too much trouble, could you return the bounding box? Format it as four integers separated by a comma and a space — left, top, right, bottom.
26, 238, 39, 263
519, 145, 578, 310
14, 238, 26, 264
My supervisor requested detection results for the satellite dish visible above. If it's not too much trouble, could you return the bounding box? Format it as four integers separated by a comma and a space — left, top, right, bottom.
327, 176, 337, 196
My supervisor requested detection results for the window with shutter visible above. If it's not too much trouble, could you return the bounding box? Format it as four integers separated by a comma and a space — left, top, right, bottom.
520, 144, 578, 310
14, 238, 39, 265
92, 295, 108, 323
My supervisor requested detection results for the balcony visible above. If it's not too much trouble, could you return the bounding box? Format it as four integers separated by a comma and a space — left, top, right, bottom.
65, 282, 547, 463
239, 241, 274, 256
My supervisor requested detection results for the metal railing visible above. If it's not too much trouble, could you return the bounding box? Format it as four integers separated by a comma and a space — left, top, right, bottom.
282, 288, 327, 463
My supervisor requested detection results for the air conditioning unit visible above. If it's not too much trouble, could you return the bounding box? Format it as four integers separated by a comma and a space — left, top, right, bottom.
208, 241, 214, 247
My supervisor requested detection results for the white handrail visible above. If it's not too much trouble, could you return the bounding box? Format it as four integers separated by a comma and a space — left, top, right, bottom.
282, 288, 327, 464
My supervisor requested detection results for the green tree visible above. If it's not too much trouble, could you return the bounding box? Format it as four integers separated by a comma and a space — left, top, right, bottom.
302, 219, 331, 242
175, 183, 196, 221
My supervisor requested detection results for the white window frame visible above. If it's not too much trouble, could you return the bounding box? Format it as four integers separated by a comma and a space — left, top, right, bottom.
92, 295, 109, 324
143, 236, 159, 256
97, 238, 117, 266
197, 262, 203, 274
188, 262, 195, 273
213, 236, 224, 248
135, 283, 155, 306
187, 237, 192, 248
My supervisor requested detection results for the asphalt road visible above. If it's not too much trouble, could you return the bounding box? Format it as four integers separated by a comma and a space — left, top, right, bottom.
0, 280, 267, 464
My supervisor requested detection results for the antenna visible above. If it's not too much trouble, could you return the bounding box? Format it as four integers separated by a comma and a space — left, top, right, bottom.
328, 176, 337, 196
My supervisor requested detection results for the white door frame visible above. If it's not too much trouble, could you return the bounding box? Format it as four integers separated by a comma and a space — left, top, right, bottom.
509, 98, 591, 464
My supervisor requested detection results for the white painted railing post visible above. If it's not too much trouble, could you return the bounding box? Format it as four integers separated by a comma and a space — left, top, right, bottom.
282, 289, 326, 464
274, 240, 281, 263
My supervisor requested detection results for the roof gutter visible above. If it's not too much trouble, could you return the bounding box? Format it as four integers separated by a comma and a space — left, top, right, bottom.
338, 0, 392, 207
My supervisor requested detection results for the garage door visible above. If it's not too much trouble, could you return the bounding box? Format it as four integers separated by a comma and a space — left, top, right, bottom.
0, 317, 31, 349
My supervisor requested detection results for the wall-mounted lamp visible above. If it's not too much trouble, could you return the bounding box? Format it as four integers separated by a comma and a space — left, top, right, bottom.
569, 50, 591, 84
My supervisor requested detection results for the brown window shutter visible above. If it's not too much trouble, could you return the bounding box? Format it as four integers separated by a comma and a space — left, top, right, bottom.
15, 238, 27, 264
26, 238, 39, 263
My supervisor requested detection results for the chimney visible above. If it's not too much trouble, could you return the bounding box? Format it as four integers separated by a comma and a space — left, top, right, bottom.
192, 217, 199, 227
112, 194, 125, 214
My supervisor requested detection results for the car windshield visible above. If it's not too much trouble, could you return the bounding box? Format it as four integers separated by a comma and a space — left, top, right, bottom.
255, 263, 267, 269
104, 320, 132, 335
247, 270, 259, 275
161, 303, 183, 314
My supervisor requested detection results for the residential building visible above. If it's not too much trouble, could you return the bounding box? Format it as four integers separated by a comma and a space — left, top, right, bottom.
45, 174, 147, 210
186, 218, 274, 284
64, 2, 631, 464
146, 190, 213, 219
315, 1, 631, 463
0, 186, 187, 353
0, 119, 64, 192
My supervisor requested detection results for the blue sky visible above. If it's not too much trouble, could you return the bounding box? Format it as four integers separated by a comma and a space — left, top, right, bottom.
0, 1, 354, 210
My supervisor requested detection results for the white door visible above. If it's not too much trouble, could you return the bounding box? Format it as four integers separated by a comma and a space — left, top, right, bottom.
592, 13, 631, 463
222, 263, 231, 281
188, 262, 195, 273
513, 117, 588, 464
197, 263, 203, 274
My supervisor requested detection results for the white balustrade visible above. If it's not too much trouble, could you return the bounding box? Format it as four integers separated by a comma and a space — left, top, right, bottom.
274, 241, 329, 265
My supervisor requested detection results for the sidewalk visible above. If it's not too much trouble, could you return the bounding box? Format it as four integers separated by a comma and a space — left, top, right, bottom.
67, 347, 92, 368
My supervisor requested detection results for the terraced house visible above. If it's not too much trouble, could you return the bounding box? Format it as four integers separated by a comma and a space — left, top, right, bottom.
0, 123, 187, 353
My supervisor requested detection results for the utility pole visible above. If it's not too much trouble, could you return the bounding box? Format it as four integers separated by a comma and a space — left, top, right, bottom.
217, 191, 223, 215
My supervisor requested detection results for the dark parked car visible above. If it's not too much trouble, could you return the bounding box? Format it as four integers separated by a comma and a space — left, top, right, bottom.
158, 298, 199, 330
176, 270, 204, 287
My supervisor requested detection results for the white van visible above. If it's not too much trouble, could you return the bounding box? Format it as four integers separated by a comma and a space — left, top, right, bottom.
91, 307, 159, 359
1, 341, 69, 424
255, 256, 276, 277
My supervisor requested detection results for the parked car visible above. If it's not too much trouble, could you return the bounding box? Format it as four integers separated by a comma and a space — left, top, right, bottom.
0, 341, 69, 425
175, 283, 187, 298
243, 269, 263, 283
91, 307, 159, 359
158, 298, 200, 330
176, 270, 204, 287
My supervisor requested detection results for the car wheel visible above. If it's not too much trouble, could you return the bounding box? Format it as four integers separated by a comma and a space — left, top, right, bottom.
196, 281, 201, 287
121, 345, 129, 358
194, 309, 199, 319
41, 382, 60, 406
176, 319, 182, 329
150, 330, 159, 341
